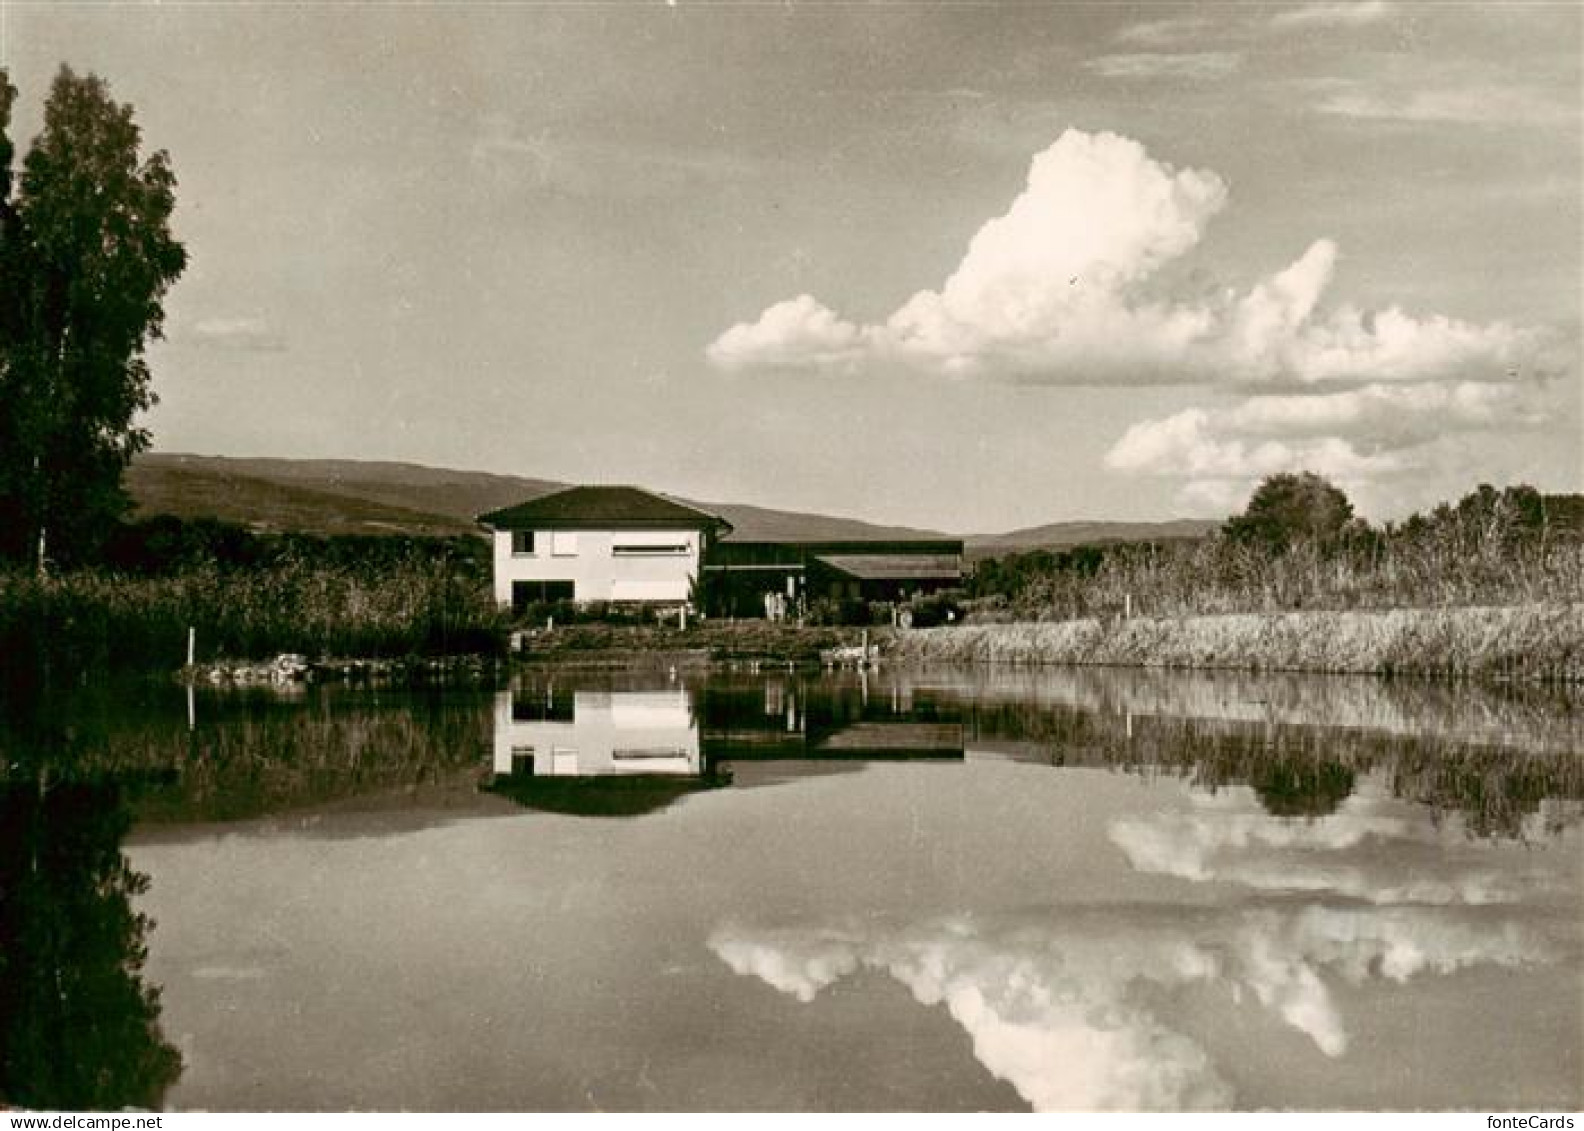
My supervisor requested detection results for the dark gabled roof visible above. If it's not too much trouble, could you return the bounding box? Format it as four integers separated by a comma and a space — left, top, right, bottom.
812, 553, 963, 582
478, 486, 732, 532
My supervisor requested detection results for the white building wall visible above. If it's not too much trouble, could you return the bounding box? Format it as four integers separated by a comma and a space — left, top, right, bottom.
491, 527, 702, 606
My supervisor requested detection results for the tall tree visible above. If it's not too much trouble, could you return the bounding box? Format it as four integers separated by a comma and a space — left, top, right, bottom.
0, 65, 186, 569
1223, 472, 1355, 556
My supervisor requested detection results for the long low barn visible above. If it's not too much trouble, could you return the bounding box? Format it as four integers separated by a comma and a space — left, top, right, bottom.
703, 539, 964, 617
479, 485, 963, 616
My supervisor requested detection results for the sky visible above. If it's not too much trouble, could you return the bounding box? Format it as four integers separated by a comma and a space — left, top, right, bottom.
1, 1, 1578, 533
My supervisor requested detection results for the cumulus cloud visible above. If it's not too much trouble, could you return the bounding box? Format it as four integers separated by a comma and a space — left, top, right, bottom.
707, 129, 1533, 390
705, 295, 870, 372
709, 899, 1550, 1108
707, 127, 1557, 509
710, 129, 1229, 380
1104, 377, 1550, 509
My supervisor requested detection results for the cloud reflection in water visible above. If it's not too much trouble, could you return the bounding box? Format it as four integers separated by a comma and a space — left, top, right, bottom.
710, 779, 1571, 1111
709, 899, 1551, 1111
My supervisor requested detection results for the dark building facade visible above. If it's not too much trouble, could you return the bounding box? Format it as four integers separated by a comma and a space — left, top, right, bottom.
702, 538, 964, 618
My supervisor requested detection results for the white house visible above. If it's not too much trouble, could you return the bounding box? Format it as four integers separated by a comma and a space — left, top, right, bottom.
478, 485, 731, 610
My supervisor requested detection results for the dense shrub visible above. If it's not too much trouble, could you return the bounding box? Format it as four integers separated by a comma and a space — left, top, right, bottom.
905, 590, 963, 628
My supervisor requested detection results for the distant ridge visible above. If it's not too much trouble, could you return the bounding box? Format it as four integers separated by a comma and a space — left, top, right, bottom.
127, 452, 1215, 550
127, 453, 950, 543
128, 453, 561, 537
967, 517, 1219, 558
693, 499, 948, 543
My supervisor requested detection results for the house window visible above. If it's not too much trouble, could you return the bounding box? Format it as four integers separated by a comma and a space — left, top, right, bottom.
512, 579, 574, 613
613, 543, 690, 556
551, 531, 578, 556
511, 530, 537, 556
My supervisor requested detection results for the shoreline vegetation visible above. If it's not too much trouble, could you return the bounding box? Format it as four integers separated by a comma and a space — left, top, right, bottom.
5, 565, 1578, 684
1, 477, 1581, 686
886, 603, 1584, 683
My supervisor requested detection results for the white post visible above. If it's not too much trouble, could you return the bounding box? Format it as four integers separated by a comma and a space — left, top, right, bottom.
1124, 593, 1132, 620
680, 606, 688, 631
187, 625, 196, 667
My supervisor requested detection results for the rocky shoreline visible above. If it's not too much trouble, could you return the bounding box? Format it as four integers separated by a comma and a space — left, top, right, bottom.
178, 651, 500, 686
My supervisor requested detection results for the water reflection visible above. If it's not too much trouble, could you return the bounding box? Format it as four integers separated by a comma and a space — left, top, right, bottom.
0, 691, 182, 1110
485, 673, 967, 814
1107, 785, 1568, 904
494, 687, 702, 778
691, 668, 1582, 1111
8, 667, 1573, 837
483, 669, 1580, 837
709, 895, 1560, 1111
2, 664, 1578, 1111
939, 668, 1581, 837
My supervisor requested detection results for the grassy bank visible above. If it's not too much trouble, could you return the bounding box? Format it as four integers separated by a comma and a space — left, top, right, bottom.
886, 603, 1584, 682
0, 560, 509, 672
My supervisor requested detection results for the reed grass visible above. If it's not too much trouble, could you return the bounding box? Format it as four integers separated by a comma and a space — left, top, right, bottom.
888, 602, 1584, 682
0, 557, 510, 672
968, 531, 1584, 623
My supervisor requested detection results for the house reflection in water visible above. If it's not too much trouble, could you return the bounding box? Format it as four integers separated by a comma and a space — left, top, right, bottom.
492, 687, 703, 779
488, 674, 966, 815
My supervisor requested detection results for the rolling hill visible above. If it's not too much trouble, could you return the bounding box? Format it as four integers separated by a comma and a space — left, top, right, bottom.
127, 452, 1214, 551
127, 454, 538, 537
966, 517, 1219, 558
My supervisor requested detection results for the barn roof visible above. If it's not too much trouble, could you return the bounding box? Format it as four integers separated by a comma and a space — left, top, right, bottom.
811, 553, 963, 582
478, 486, 731, 532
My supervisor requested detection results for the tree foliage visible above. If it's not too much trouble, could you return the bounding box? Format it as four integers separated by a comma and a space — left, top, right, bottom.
1223, 471, 1355, 555
0, 65, 186, 567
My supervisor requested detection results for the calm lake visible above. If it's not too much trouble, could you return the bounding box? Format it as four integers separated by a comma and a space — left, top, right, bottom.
3, 665, 1580, 1111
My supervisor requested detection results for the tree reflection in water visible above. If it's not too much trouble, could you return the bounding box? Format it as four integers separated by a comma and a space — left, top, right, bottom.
0, 779, 181, 1110
0, 672, 181, 1111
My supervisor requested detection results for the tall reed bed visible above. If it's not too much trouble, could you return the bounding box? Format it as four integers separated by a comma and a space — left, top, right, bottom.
971, 484, 1584, 624
889, 603, 1584, 682
970, 530, 1584, 623
0, 556, 510, 671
